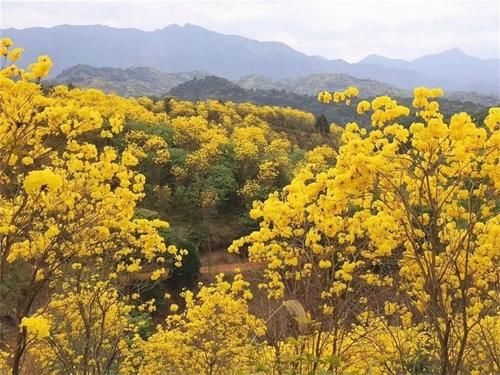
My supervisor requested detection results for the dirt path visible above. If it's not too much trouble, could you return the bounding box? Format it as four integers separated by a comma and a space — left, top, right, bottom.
120, 255, 261, 282
200, 261, 259, 274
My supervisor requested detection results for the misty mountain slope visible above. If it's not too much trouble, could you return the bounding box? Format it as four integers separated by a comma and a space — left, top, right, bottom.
52, 65, 208, 96
237, 74, 410, 97
53, 65, 411, 98
3, 24, 498, 93
360, 48, 500, 94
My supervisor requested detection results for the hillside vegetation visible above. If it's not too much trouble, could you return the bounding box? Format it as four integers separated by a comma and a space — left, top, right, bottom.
168, 76, 493, 126
52, 64, 208, 96
237, 73, 410, 97
1, 37, 499, 375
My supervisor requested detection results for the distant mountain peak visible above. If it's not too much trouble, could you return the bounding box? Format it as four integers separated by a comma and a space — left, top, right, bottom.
183, 23, 206, 29
357, 54, 409, 68
361, 53, 391, 61
434, 47, 467, 57
161, 23, 181, 30
445, 47, 465, 53
160, 23, 214, 34
360, 47, 469, 64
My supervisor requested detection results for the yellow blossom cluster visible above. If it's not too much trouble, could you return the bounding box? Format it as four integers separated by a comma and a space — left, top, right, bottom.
121, 273, 266, 375
124, 130, 170, 164
170, 115, 229, 171
162, 98, 307, 209
167, 103, 301, 173
23, 169, 63, 195
318, 86, 360, 105
255, 314, 436, 374
28, 279, 134, 374
19, 315, 51, 340
1, 37, 52, 81
168, 98, 315, 132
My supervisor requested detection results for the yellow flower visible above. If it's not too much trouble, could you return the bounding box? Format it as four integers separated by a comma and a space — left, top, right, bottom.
319, 259, 332, 269
20, 315, 51, 339
7, 47, 23, 62
384, 302, 397, 316
122, 150, 139, 166
28, 55, 53, 79
23, 169, 63, 195
318, 91, 332, 103
151, 268, 166, 281
1, 37, 13, 48
357, 100, 371, 114
345, 86, 360, 98
21, 156, 34, 166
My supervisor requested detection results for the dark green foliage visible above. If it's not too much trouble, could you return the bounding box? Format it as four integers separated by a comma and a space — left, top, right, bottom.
314, 114, 329, 133
128, 121, 175, 143
128, 312, 154, 340
205, 164, 239, 209
165, 233, 201, 288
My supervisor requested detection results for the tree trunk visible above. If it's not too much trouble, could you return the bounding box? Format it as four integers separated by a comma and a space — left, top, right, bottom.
11, 328, 26, 375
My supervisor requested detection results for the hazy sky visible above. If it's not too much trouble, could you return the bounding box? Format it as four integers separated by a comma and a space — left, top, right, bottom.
1, 0, 499, 62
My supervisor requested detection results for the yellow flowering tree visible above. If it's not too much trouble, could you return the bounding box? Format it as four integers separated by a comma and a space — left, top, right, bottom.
231, 87, 499, 373
0, 39, 178, 374
29, 278, 133, 374
121, 273, 266, 375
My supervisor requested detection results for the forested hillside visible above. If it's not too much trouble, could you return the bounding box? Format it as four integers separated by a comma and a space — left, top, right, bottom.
52, 64, 208, 96
130, 97, 334, 258
237, 73, 410, 97
1, 36, 499, 375
168, 76, 493, 126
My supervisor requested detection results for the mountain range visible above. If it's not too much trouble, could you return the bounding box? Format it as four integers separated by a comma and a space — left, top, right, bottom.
52, 64, 409, 98
51, 65, 499, 107
2, 24, 499, 95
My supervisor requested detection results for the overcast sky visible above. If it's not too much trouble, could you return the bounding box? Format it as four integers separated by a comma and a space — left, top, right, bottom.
1, 0, 499, 62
